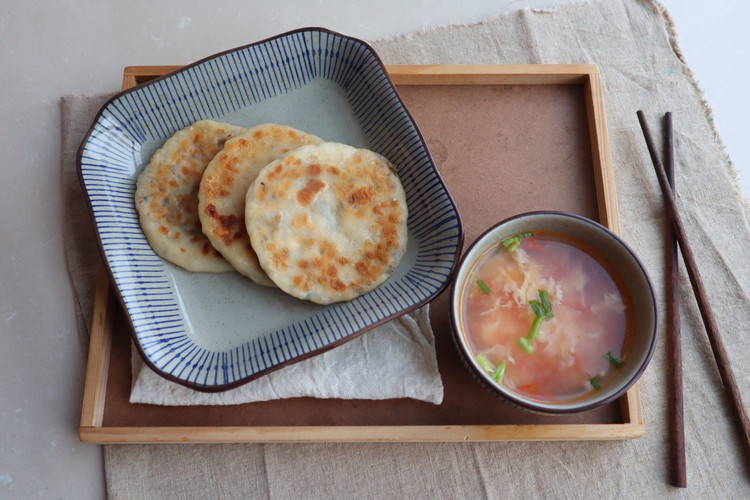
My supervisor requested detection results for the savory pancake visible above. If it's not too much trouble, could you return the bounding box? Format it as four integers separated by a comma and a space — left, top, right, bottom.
135, 120, 246, 272
245, 142, 409, 304
198, 124, 323, 286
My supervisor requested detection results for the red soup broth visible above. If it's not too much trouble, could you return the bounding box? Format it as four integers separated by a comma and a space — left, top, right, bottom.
461, 230, 635, 403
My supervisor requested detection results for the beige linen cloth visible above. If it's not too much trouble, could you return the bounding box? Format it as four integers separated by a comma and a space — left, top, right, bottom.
62, 0, 750, 497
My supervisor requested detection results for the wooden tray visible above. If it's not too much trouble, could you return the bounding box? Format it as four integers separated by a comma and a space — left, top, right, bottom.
79, 64, 644, 443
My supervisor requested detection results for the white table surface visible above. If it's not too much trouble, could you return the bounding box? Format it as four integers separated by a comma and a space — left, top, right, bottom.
1, 1, 747, 497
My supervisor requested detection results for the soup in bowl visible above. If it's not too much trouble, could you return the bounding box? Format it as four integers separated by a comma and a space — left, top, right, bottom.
450, 211, 657, 414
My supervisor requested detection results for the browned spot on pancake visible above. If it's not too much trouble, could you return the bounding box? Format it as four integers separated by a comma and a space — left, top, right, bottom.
320, 240, 336, 258
308, 163, 322, 176
158, 225, 169, 235
173, 231, 181, 240
292, 213, 309, 227
274, 213, 282, 224
205, 203, 241, 245
257, 182, 268, 201
253, 130, 265, 140
168, 179, 179, 188
180, 247, 186, 253
338, 256, 350, 266
293, 274, 313, 292
349, 214, 402, 284
224, 158, 239, 174
239, 138, 250, 147
328, 166, 340, 175
299, 240, 350, 294
272, 248, 290, 269
297, 179, 326, 206
288, 129, 300, 140
347, 186, 375, 206
177, 194, 194, 215
355, 261, 374, 279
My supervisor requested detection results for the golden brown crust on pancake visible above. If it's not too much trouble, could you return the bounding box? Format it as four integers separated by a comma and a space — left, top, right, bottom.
135, 120, 245, 272
246, 142, 408, 304
198, 124, 323, 286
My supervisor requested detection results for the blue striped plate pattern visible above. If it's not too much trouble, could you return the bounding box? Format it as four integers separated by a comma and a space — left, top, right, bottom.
78, 28, 463, 391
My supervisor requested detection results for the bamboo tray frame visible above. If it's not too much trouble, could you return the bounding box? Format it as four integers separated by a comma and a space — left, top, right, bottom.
80, 64, 644, 443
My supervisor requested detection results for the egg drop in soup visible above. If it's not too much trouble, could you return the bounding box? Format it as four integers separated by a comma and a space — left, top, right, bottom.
462, 230, 634, 403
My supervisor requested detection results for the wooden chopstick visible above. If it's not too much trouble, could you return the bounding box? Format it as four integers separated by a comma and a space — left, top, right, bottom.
637, 110, 750, 477
664, 112, 686, 488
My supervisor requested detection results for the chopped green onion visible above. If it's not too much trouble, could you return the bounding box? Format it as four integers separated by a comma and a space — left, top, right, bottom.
501, 237, 520, 252
501, 236, 517, 248
492, 363, 506, 384
527, 314, 544, 341
501, 232, 533, 253
529, 300, 545, 318
518, 337, 534, 354
590, 377, 601, 390
476, 353, 495, 373
539, 289, 554, 320
476, 279, 492, 294
476, 354, 506, 384
605, 352, 624, 368
526, 290, 552, 342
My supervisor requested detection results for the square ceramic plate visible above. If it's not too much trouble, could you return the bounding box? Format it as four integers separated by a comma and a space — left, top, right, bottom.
78, 28, 463, 391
